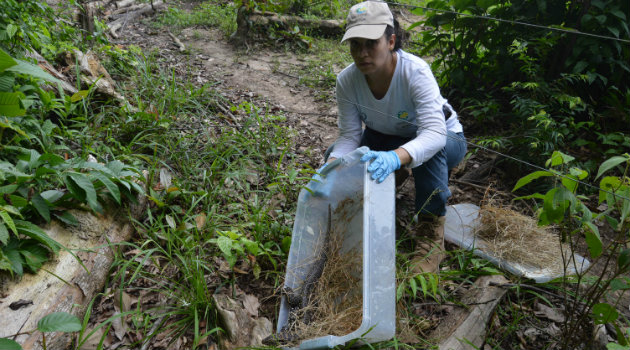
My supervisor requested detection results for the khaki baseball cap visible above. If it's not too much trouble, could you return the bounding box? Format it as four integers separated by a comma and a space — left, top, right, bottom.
341, 1, 394, 43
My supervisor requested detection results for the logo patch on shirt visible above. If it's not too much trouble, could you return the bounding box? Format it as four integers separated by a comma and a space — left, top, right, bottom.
397, 111, 409, 120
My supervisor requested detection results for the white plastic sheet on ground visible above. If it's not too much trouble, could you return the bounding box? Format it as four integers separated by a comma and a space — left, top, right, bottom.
444, 203, 590, 283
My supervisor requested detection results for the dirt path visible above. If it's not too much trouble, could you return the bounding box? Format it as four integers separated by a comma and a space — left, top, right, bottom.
181, 27, 340, 163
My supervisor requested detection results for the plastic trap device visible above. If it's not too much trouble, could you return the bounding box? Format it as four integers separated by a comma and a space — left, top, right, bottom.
275, 147, 396, 349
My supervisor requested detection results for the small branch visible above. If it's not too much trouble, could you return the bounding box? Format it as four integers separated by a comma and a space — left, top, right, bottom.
115, 0, 135, 9
167, 31, 185, 52
450, 178, 491, 191
108, 0, 165, 38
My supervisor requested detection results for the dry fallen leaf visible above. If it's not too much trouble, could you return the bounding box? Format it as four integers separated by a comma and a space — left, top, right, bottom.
195, 213, 207, 229
80, 328, 105, 350
535, 303, 565, 323
242, 294, 260, 317
111, 311, 126, 340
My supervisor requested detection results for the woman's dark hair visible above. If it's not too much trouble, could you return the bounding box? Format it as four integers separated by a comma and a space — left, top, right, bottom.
385, 18, 403, 51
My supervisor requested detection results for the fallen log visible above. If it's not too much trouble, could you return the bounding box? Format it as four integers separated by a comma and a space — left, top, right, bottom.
107, 0, 165, 38
115, 0, 135, 8
249, 11, 344, 36
24, 50, 78, 95
108, 3, 145, 19
231, 7, 345, 45
431, 274, 509, 350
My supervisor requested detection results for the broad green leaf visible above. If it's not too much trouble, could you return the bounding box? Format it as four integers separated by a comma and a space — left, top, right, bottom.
4, 246, 23, 276
20, 240, 49, 272
591, 303, 618, 324
569, 167, 588, 180
599, 176, 622, 203
37, 312, 82, 332
609, 277, 630, 292
0, 48, 18, 73
89, 172, 121, 205
31, 194, 51, 222
610, 10, 627, 20
614, 323, 630, 347
216, 236, 232, 257
8, 195, 28, 209
607, 342, 630, 350
546, 151, 574, 167
39, 153, 65, 166
0, 337, 22, 350
77, 161, 115, 177
0, 223, 8, 245
70, 90, 89, 102
225, 254, 237, 267
541, 188, 573, 224
67, 172, 101, 214
596, 155, 629, 179
14, 220, 60, 253
0, 91, 26, 116
512, 170, 553, 192
54, 212, 78, 226
242, 238, 260, 255
0, 184, 18, 194
106, 160, 125, 176
6, 59, 61, 85
0, 75, 15, 92
584, 222, 603, 258
0, 205, 21, 217
5, 24, 18, 39
64, 174, 85, 201
40, 190, 65, 203
0, 211, 17, 236
0, 117, 28, 137
561, 175, 579, 193
34, 166, 57, 178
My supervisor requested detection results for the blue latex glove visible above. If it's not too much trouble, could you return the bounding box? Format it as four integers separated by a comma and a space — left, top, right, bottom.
309, 163, 331, 197
360, 150, 401, 183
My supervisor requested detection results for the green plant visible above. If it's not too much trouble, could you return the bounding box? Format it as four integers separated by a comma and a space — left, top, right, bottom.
412, 0, 629, 167
1, 46, 144, 276
0, 311, 82, 350
0, 0, 80, 60
513, 151, 630, 349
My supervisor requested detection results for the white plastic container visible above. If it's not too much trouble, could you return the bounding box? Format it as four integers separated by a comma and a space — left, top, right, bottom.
277, 147, 396, 349
444, 203, 590, 283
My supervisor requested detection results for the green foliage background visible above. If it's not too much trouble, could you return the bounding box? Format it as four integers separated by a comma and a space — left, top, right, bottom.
413, 0, 629, 169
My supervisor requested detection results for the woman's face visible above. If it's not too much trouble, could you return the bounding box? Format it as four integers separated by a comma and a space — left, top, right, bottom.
348, 34, 395, 76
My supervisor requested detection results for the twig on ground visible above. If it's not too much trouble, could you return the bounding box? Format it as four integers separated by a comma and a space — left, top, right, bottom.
168, 31, 186, 52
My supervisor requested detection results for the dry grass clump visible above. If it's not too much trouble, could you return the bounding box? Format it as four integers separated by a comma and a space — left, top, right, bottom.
285, 228, 363, 346
475, 205, 572, 273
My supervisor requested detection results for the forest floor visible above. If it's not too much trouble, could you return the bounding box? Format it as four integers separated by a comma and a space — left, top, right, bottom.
79, 3, 625, 350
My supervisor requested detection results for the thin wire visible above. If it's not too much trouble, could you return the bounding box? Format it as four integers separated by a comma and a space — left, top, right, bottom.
383, 0, 630, 45
336, 96, 630, 202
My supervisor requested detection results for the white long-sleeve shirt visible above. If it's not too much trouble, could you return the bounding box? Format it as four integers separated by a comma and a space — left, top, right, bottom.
331, 50, 463, 168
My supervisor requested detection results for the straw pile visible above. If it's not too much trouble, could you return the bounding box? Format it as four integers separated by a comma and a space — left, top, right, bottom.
475, 205, 572, 273
283, 225, 363, 346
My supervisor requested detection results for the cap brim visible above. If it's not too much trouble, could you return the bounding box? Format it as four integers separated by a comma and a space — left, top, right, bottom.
341, 24, 387, 43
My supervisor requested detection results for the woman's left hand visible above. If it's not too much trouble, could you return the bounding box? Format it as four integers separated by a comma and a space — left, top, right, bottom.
360, 150, 401, 183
